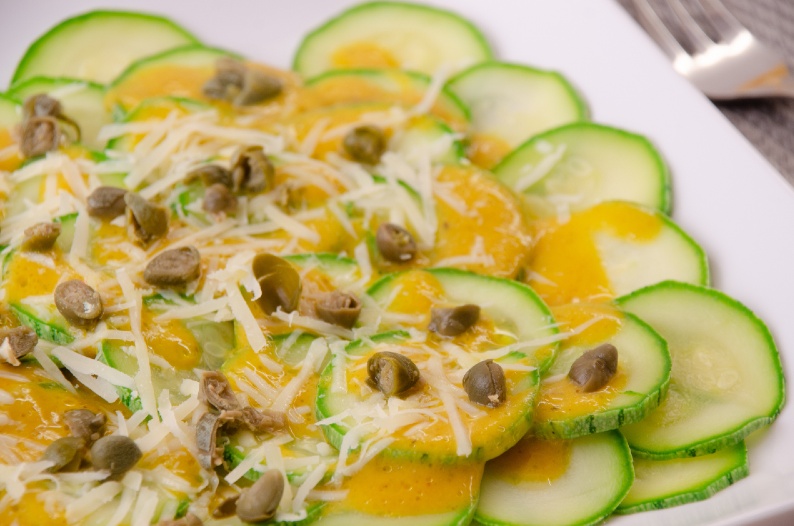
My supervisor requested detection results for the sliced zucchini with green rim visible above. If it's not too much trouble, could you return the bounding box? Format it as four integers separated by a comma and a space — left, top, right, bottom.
493, 123, 671, 217
446, 62, 587, 167
12, 10, 200, 85
294, 2, 492, 77
534, 308, 671, 439
616, 281, 785, 459
617, 441, 748, 514
527, 201, 709, 306
10, 303, 74, 345
475, 431, 633, 526
6, 77, 110, 150
106, 44, 241, 111
53, 212, 78, 253
0, 93, 21, 130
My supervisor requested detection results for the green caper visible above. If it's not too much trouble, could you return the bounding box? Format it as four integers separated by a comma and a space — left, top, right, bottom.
54, 279, 103, 327
87, 186, 128, 219
236, 469, 284, 523
186, 164, 233, 188
200, 371, 241, 412
568, 343, 618, 392
125, 192, 169, 245
0, 326, 38, 365
23, 93, 81, 142
315, 291, 362, 329
251, 253, 301, 314
429, 304, 480, 336
203, 57, 246, 101
203, 183, 237, 214
90, 435, 142, 476
143, 246, 202, 288
462, 359, 506, 408
196, 411, 241, 469
367, 351, 421, 397
241, 406, 287, 433
230, 145, 274, 194
23, 222, 61, 251
41, 436, 86, 473
23, 93, 63, 119
376, 223, 417, 263
343, 125, 386, 164
20, 115, 60, 158
235, 69, 283, 106
64, 409, 106, 444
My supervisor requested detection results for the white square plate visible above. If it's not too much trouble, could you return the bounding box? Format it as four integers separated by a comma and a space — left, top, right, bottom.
1, 1, 793, 524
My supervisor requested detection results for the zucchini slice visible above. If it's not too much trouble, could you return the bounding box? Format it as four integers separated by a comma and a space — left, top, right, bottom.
0, 93, 21, 129
533, 305, 671, 439
11, 10, 199, 85
7, 77, 110, 150
310, 456, 482, 526
527, 201, 709, 306
446, 62, 587, 169
475, 431, 633, 526
105, 44, 241, 111
493, 122, 671, 217
617, 442, 749, 514
304, 68, 470, 127
616, 281, 785, 459
293, 2, 492, 77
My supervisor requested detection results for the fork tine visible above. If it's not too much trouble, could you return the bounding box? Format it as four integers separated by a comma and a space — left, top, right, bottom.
631, 0, 689, 62
693, 0, 744, 42
668, 0, 715, 54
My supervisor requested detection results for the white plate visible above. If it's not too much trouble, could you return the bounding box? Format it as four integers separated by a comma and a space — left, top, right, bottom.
1, 1, 793, 525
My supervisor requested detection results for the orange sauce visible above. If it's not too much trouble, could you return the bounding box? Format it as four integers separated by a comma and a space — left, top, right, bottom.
343, 455, 483, 515
467, 132, 513, 170
141, 308, 201, 370
487, 436, 572, 484
527, 201, 663, 306
331, 42, 400, 69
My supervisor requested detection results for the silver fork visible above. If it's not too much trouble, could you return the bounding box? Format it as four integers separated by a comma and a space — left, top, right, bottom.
632, 0, 794, 100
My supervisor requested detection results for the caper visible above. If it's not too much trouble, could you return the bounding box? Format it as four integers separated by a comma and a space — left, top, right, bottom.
125, 192, 169, 245
143, 246, 202, 288
241, 406, 286, 434
235, 69, 283, 106
23, 93, 81, 142
186, 164, 233, 188
343, 125, 386, 164
87, 186, 128, 219
200, 371, 241, 412
315, 291, 362, 329
64, 409, 106, 444
42, 436, 86, 473
158, 513, 204, 526
54, 279, 103, 327
196, 411, 241, 469
376, 223, 417, 263
252, 253, 301, 315
367, 351, 421, 397
203, 183, 237, 214
90, 435, 141, 476
20, 115, 60, 158
463, 359, 506, 408
230, 145, 274, 194
429, 304, 480, 337
23, 93, 63, 119
23, 222, 61, 251
203, 57, 246, 101
236, 469, 284, 523
568, 343, 618, 392
212, 496, 239, 519
0, 326, 37, 365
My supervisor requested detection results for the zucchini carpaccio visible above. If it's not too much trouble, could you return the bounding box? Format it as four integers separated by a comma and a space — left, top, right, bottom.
0, 2, 783, 525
